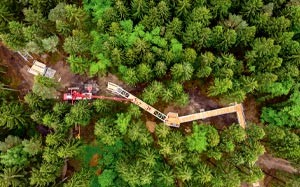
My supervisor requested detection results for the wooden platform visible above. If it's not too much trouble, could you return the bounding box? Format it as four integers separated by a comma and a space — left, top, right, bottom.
178, 103, 246, 128
107, 82, 246, 128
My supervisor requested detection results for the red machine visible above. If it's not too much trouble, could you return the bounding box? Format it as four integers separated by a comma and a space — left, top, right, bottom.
63, 86, 131, 105
63, 85, 131, 139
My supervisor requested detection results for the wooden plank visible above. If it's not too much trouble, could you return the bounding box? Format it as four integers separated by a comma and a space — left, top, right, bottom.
178, 104, 246, 128
235, 104, 246, 128
178, 106, 236, 123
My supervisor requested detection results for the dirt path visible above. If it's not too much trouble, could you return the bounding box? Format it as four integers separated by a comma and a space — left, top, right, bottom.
257, 154, 298, 174
0, 44, 33, 94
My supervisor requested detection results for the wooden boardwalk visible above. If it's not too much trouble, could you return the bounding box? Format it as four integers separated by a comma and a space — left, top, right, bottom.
107, 82, 246, 128
178, 104, 246, 128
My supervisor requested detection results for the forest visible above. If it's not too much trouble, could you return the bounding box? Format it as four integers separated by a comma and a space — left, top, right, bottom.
0, 0, 299, 186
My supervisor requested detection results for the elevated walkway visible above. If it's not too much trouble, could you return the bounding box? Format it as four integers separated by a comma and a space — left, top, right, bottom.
107, 82, 246, 128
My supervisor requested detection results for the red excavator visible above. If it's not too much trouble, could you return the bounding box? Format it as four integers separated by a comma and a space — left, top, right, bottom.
63, 84, 131, 139
63, 84, 131, 105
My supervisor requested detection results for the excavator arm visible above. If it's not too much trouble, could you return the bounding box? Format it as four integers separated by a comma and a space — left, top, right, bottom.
106, 82, 177, 126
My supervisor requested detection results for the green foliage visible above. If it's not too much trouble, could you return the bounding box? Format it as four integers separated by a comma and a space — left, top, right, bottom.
32, 75, 58, 99
42, 36, 59, 53
2, 0, 300, 186
0, 167, 26, 187
115, 113, 131, 135
67, 55, 91, 75
65, 101, 92, 126
98, 169, 117, 187
261, 89, 300, 128
57, 140, 81, 159
0, 135, 22, 152
22, 138, 42, 156
0, 145, 29, 167
208, 78, 233, 96
95, 118, 121, 146
186, 124, 208, 153
171, 63, 194, 82
29, 162, 62, 186
0, 102, 28, 130
63, 30, 91, 55
64, 169, 91, 187
264, 125, 300, 163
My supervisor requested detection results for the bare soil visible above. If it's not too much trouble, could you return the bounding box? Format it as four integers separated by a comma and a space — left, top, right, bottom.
257, 154, 298, 174
146, 120, 156, 133
0, 44, 33, 95
89, 153, 100, 167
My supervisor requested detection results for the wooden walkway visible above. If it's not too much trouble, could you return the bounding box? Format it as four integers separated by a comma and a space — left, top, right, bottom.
178, 103, 246, 128
107, 82, 246, 128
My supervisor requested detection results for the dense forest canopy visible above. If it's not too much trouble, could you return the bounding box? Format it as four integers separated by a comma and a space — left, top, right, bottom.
0, 0, 299, 186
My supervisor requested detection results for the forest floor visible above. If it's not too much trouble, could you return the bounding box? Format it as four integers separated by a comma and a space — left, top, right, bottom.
0, 45, 298, 186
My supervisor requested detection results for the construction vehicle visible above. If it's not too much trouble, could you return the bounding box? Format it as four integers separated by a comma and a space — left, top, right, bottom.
63, 84, 132, 139
64, 82, 246, 138
63, 84, 132, 104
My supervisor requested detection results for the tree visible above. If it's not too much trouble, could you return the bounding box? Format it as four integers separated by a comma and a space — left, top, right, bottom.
170, 148, 186, 164
63, 30, 91, 55
209, 0, 232, 19
139, 148, 158, 167
154, 61, 167, 77
241, 0, 264, 20
0, 102, 28, 130
0, 4, 13, 32
32, 75, 58, 99
171, 63, 193, 82
0, 167, 26, 187
115, 0, 128, 19
208, 78, 233, 96
0, 135, 22, 152
208, 26, 237, 51
183, 23, 211, 50
165, 17, 182, 39
0, 145, 29, 167
136, 63, 152, 82
57, 140, 81, 159
98, 169, 117, 187
22, 138, 42, 156
186, 124, 208, 153
42, 36, 59, 53
65, 101, 92, 126
175, 0, 192, 17
94, 118, 120, 146
64, 4, 88, 29
175, 164, 193, 183
30, 162, 62, 186
1, 21, 26, 50
194, 164, 212, 184
131, 0, 148, 19
115, 113, 131, 135
189, 6, 212, 26
157, 165, 175, 187
261, 89, 300, 128
120, 67, 139, 85
264, 125, 300, 163
63, 169, 91, 187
